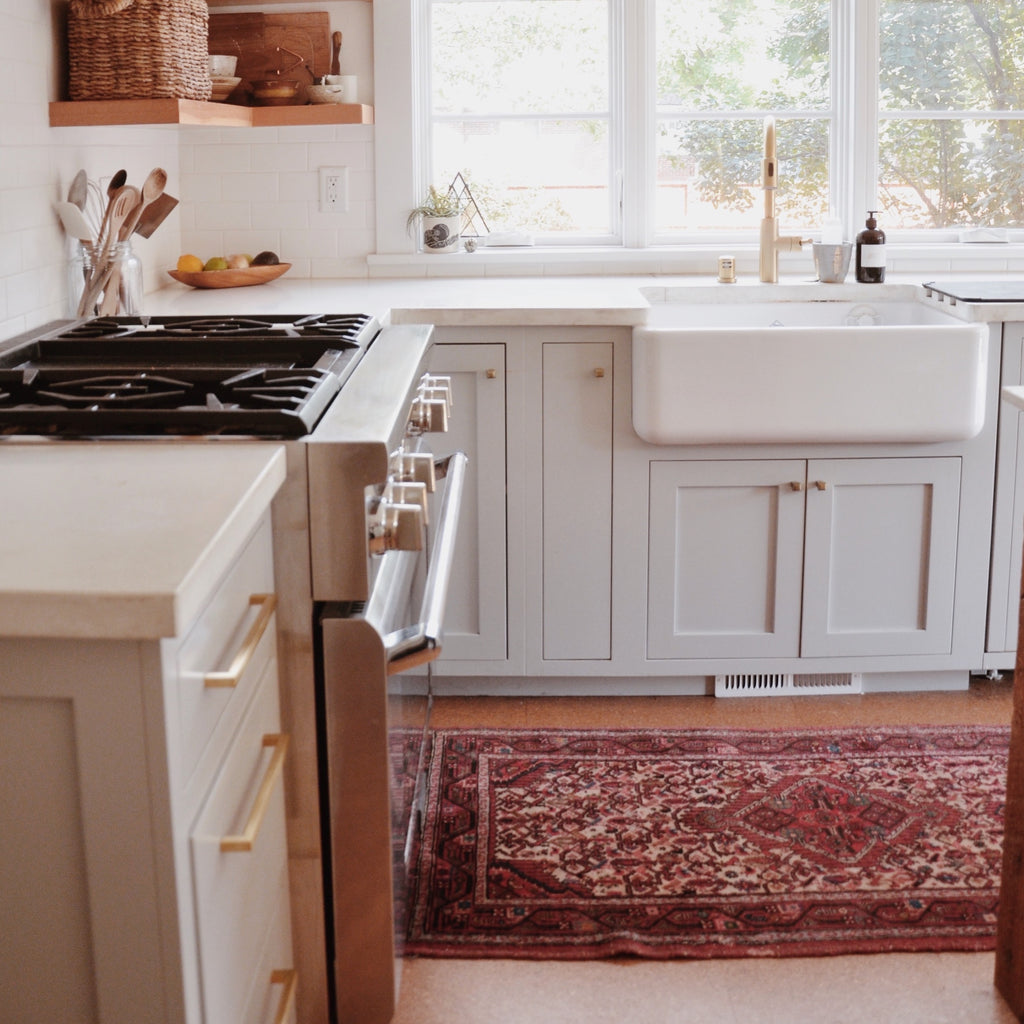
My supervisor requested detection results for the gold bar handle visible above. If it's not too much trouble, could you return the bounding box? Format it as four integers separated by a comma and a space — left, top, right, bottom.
205, 593, 277, 689
220, 733, 290, 853
270, 968, 297, 1024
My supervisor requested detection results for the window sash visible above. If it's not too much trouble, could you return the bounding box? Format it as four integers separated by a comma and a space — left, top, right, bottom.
386, 0, 1024, 252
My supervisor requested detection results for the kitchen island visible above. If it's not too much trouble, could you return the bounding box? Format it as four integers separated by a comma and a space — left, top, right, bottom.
0, 443, 293, 1024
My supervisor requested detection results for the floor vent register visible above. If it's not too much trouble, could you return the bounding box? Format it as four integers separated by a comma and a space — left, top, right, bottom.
715, 672, 863, 697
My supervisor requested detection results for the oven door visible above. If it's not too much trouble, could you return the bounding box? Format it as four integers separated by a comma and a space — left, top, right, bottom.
316, 450, 466, 1024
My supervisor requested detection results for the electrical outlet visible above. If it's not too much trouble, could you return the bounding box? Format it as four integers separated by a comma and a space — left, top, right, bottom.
319, 166, 348, 213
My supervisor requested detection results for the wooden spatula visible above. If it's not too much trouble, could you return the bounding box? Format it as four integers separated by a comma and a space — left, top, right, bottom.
330, 31, 342, 76
132, 193, 179, 239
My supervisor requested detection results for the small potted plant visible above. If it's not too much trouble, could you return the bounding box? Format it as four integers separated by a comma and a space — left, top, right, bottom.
406, 186, 465, 254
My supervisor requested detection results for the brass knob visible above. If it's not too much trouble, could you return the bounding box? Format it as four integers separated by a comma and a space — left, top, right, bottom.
815, 480, 828, 491
486, 368, 497, 379
594, 367, 605, 378
789, 481, 803, 491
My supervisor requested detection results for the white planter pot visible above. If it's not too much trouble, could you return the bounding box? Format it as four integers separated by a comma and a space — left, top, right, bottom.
420, 215, 461, 254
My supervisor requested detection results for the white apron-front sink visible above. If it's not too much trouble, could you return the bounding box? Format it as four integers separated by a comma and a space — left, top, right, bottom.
632, 300, 988, 444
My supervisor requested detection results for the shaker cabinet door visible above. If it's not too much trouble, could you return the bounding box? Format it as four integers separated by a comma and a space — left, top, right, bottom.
428, 343, 508, 663
647, 459, 806, 660
801, 457, 961, 657
541, 341, 614, 660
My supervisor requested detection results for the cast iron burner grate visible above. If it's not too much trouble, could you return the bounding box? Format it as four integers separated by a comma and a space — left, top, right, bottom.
57, 313, 375, 342
0, 365, 341, 436
0, 313, 380, 437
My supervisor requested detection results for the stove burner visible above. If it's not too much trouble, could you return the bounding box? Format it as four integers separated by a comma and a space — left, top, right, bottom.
35, 372, 192, 406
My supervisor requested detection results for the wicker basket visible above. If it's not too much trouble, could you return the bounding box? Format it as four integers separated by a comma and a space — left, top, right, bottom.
68, 0, 211, 102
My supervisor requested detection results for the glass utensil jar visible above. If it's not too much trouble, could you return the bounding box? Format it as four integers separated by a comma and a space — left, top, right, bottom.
69, 240, 143, 317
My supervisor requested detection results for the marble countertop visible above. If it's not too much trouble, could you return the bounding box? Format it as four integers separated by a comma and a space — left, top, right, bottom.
0, 443, 286, 640
140, 272, 1024, 325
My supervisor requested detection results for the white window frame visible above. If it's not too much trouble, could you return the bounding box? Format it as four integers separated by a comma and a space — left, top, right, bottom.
373, 0, 1024, 257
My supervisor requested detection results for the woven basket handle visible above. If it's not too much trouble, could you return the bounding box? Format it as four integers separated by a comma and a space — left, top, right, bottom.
73, 0, 136, 15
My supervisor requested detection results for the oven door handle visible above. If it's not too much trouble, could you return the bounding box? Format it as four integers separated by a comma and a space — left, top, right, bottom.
384, 450, 468, 675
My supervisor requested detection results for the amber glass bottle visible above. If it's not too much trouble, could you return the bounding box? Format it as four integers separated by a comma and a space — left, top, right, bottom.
855, 210, 886, 283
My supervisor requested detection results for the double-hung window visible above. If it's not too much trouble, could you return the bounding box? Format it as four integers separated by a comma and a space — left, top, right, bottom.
397, 0, 1024, 249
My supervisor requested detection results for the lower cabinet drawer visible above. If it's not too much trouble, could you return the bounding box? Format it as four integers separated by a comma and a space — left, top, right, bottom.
190, 659, 293, 1024
176, 514, 277, 799
243, 877, 298, 1024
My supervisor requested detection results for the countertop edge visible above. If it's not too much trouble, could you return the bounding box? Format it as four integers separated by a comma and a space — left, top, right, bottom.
0, 445, 287, 641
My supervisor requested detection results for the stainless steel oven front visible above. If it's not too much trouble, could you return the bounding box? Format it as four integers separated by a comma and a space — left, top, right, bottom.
305, 324, 467, 1024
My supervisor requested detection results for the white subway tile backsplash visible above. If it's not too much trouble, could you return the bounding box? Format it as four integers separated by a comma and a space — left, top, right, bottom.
178, 127, 380, 277
251, 142, 311, 174
194, 144, 252, 175
258, 201, 311, 231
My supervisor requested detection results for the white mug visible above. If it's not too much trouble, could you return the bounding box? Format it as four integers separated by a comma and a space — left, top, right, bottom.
329, 75, 358, 103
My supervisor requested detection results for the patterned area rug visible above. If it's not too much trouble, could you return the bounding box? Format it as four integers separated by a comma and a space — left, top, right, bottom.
405, 726, 1009, 959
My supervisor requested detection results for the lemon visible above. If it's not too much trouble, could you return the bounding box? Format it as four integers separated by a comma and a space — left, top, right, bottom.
176, 253, 204, 273
203, 256, 229, 272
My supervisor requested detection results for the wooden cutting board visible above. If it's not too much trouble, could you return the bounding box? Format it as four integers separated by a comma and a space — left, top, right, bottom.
209, 12, 332, 88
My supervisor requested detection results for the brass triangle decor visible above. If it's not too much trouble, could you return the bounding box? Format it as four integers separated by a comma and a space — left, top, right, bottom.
447, 173, 489, 238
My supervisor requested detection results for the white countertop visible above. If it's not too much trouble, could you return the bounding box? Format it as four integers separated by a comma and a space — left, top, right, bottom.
140, 272, 1024, 325
143, 275, 652, 326
0, 443, 286, 640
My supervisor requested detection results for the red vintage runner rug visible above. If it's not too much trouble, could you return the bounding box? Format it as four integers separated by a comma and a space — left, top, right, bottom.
404, 725, 1009, 959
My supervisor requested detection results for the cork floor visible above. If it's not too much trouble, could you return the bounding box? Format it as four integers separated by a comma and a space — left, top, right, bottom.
392, 680, 1020, 1024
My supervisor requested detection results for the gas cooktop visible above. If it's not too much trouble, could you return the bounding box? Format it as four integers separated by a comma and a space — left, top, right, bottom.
0, 314, 380, 438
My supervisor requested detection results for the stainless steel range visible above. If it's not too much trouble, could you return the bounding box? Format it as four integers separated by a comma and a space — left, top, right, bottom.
0, 313, 466, 1024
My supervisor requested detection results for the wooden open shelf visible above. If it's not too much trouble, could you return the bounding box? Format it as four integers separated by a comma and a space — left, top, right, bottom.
49, 98, 374, 128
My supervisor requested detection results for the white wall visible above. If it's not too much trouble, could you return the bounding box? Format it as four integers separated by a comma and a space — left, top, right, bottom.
178, 2, 376, 278
0, 0, 375, 340
0, 1, 181, 337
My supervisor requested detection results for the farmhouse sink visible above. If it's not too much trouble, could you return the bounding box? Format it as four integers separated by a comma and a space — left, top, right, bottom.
632, 299, 988, 444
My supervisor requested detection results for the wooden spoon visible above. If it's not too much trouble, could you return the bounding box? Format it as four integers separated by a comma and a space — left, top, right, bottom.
121, 168, 167, 241
80, 185, 138, 316
330, 31, 342, 76
94, 169, 128, 255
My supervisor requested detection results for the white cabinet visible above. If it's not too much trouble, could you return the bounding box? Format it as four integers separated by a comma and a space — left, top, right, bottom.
648, 457, 962, 661
428, 342, 508, 666
0, 513, 294, 1024
541, 341, 614, 660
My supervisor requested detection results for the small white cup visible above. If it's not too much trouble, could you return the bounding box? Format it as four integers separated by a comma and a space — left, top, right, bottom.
326, 74, 357, 103
209, 54, 238, 78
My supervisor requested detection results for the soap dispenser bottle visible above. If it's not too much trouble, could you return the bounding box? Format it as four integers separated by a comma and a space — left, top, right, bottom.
855, 210, 886, 283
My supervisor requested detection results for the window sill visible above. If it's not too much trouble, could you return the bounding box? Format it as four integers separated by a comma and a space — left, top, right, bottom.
367, 242, 1024, 279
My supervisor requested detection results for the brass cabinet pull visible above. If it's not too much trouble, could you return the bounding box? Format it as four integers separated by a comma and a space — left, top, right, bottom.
789, 481, 803, 491
485, 368, 497, 379
594, 367, 605, 378
204, 593, 277, 688
220, 733, 290, 852
815, 480, 828, 491
270, 968, 298, 1024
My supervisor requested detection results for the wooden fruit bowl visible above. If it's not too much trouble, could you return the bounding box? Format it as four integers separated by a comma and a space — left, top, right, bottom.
167, 263, 291, 289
